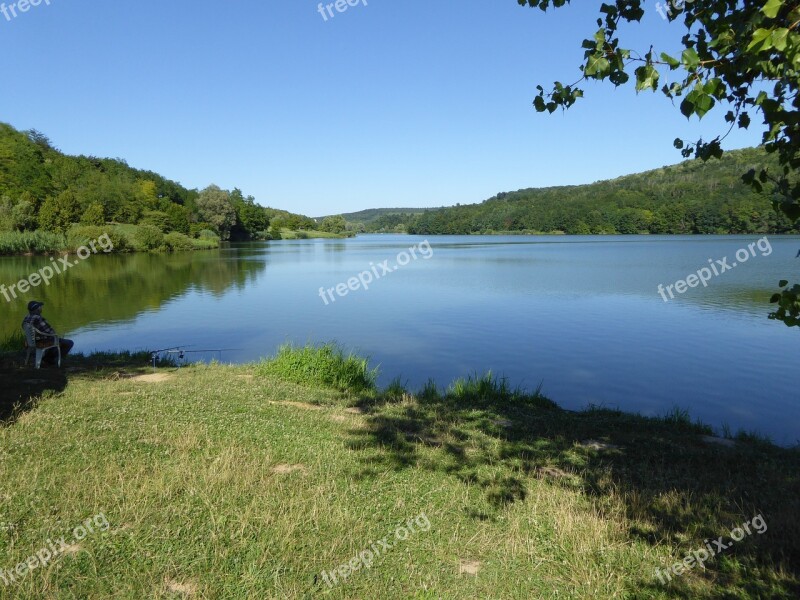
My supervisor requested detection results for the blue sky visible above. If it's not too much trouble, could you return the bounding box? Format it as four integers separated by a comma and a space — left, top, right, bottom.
0, 0, 762, 216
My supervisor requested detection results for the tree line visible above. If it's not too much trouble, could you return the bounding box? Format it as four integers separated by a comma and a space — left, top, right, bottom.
0, 123, 348, 245
356, 148, 800, 236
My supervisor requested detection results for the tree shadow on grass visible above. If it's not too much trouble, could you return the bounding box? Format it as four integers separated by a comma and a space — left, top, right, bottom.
344, 374, 800, 599
0, 347, 157, 425
0, 353, 68, 425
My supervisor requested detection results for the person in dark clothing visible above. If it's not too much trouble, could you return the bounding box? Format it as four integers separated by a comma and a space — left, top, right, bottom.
21, 301, 74, 366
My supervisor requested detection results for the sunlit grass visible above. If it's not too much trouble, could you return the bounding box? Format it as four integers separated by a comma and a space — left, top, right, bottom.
0, 348, 797, 599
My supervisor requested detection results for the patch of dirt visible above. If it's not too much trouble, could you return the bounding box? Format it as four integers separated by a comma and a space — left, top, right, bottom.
130, 373, 172, 383
459, 559, 481, 576
61, 543, 82, 555
580, 439, 620, 451
271, 401, 323, 411
164, 579, 198, 596
345, 407, 365, 415
271, 464, 308, 475
536, 466, 570, 479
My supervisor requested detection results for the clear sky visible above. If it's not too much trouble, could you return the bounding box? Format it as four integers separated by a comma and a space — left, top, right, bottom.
0, 0, 762, 216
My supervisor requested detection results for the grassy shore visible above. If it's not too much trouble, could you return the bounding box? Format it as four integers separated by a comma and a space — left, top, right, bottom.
0, 226, 220, 256
0, 344, 798, 599
275, 229, 353, 240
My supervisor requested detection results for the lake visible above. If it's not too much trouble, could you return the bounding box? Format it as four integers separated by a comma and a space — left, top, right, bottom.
1, 234, 798, 445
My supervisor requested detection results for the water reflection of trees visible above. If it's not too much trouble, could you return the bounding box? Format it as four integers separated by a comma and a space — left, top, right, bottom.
0, 249, 267, 339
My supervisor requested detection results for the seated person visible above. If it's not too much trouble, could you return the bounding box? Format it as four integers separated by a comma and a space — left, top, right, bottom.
21, 300, 74, 366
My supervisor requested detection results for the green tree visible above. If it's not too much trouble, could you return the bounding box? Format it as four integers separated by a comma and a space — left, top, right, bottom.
38, 191, 79, 232
81, 203, 106, 226
195, 185, 236, 240
140, 210, 171, 232
519, 0, 800, 325
520, 0, 799, 213
319, 215, 347, 234
230, 189, 269, 240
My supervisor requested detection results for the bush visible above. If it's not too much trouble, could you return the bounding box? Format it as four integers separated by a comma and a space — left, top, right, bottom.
164, 232, 196, 252
256, 343, 377, 393
140, 210, 171, 232
190, 237, 220, 250
65, 226, 127, 253
133, 224, 165, 251
190, 223, 215, 238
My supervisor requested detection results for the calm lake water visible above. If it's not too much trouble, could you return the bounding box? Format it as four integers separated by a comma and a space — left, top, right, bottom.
2, 234, 798, 445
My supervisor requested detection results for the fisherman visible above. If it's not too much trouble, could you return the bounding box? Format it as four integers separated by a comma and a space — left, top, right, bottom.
21, 301, 74, 367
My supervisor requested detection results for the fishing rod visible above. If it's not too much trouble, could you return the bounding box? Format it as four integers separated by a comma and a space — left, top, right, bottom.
150, 346, 242, 368
150, 345, 194, 368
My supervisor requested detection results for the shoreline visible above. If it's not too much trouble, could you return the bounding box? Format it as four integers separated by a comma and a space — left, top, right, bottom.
0, 346, 797, 597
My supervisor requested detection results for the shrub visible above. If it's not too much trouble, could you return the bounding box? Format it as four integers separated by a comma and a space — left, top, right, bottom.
190, 237, 220, 250
140, 210, 171, 232
256, 343, 377, 393
65, 226, 127, 253
133, 224, 165, 251
164, 232, 196, 252
190, 223, 215, 238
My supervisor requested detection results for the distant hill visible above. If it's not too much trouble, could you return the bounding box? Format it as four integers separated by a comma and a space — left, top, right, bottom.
317, 207, 431, 233
342, 147, 797, 235
0, 122, 320, 242
318, 207, 430, 222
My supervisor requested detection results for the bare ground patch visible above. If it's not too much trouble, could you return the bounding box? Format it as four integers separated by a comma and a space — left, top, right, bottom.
271, 401, 323, 411
459, 559, 481, 576
271, 464, 308, 475
130, 373, 173, 383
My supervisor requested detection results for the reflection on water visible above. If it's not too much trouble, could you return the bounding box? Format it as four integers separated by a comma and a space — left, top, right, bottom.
0, 248, 267, 339
0, 235, 798, 445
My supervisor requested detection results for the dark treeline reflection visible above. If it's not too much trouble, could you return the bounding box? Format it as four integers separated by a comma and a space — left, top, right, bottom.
0, 248, 267, 340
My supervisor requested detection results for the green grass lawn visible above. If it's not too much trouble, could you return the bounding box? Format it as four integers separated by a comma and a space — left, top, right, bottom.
278, 229, 351, 240
0, 346, 798, 599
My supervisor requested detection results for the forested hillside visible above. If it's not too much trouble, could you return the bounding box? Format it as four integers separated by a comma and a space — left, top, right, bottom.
359, 148, 798, 235
0, 123, 319, 248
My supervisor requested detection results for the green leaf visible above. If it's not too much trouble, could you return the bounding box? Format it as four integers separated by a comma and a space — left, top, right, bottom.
660, 52, 680, 69
738, 112, 751, 129
762, 0, 783, 19
771, 28, 789, 51
681, 48, 700, 69
682, 89, 715, 118
680, 97, 695, 119
780, 280, 789, 287
584, 55, 610, 77
747, 28, 772, 52
634, 65, 659, 92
